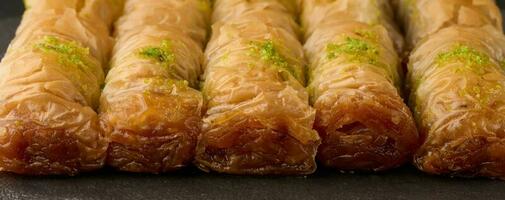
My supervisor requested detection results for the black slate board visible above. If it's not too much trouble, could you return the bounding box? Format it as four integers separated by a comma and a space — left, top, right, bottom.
1, 1, 505, 200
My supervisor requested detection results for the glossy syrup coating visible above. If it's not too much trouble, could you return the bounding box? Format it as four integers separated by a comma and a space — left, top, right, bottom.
302, 0, 419, 172
394, 0, 503, 49
0, 0, 121, 175
301, 0, 404, 52
195, 0, 320, 175
212, 0, 302, 38
396, 0, 505, 179
408, 26, 505, 179
99, 0, 210, 173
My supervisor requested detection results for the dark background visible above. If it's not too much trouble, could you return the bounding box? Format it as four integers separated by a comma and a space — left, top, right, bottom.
1, 1, 505, 200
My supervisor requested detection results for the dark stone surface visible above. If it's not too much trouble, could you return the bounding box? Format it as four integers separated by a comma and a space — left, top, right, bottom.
0, 166, 504, 200
0, 1, 505, 200
0, 0, 22, 58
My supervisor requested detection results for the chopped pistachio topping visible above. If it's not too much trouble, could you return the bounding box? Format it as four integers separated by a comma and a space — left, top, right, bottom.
248, 40, 301, 81
35, 36, 91, 70
138, 40, 176, 73
34, 36, 97, 104
325, 33, 399, 85
249, 40, 289, 68
326, 37, 380, 65
436, 44, 490, 74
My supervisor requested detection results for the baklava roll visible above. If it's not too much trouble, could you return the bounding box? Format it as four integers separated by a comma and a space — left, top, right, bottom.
212, 0, 301, 37
302, 0, 404, 52
408, 26, 505, 178
394, 0, 503, 49
99, 0, 210, 173
212, 0, 301, 18
195, 0, 320, 175
302, 0, 419, 171
396, 0, 505, 179
0, 0, 122, 175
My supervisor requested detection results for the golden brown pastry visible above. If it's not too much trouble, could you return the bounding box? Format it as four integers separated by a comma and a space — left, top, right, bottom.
394, 0, 503, 49
397, 0, 505, 179
195, 0, 320, 175
302, 0, 419, 171
408, 26, 505, 179
99, 0, 210, 173
302, 0, 404, 52
211, 0, 302, 37
0, 0, 122, 175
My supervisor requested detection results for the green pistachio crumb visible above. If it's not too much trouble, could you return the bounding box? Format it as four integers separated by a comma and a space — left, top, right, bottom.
248, 40, 301, 81
326, 37, 380, 65
436, 44, 490, 74
35, 36, 91, 70
138, 40, 176, 73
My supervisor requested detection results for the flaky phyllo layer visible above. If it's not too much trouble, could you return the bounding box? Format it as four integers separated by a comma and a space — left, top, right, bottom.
195, 0, 320, 175
396, 0, 505, 178
302, 0, 419, 171
302, 0, 404, 52
99, 0, 210, 173
0, 0, 123, 175
408, 26, 505, 178
394, 0, 503, 49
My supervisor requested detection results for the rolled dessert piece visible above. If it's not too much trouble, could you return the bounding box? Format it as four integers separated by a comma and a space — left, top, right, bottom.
407, 26, 505, 178
195, 0, 320, 175
112, 0, 210, 48
23, 0, 124, 30
99, 0, 210, 173
211, 0, 301, 37
301, 0, 404, 52
302, 0, 419, 171
394, 0, 503, 49
212, 0, 301, 18
0, 0, 122, 175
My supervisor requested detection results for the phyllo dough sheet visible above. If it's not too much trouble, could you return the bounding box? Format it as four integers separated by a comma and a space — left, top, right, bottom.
397, 0, 505, 178
99, 0, 210, 173
302, 0, 404, 52
394, 0, 503, 49
195, 0, 320, 175
0, 0, 123, 175
408, 26, 505, 178
302, 0, 419, 171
